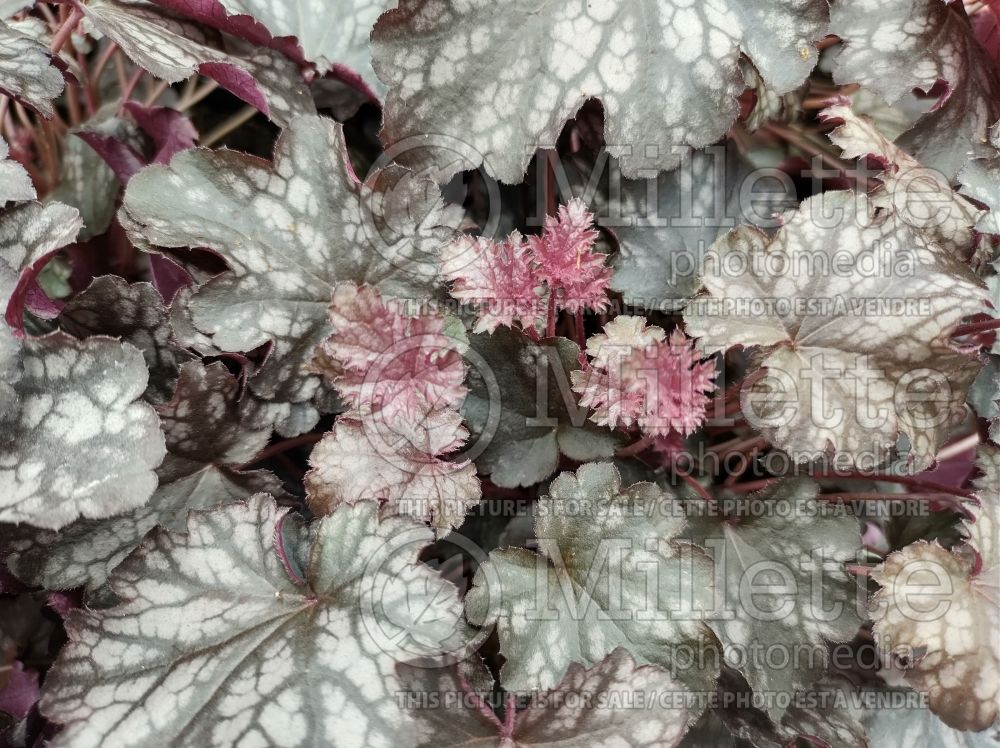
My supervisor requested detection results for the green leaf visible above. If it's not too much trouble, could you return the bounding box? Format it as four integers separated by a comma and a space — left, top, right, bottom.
465, 462, 718, 695
462, 328, 620, 488
683, 479, 863, 719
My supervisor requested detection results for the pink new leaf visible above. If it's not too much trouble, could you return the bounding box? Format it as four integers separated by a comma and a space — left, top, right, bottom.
313, 282, 466, 418
527, 198, 611, 314
573, 317, 716, 437
633, 329, 717, 437
441, 231, 541, 333
441, 198, 611, 332
305, 400, 480, 532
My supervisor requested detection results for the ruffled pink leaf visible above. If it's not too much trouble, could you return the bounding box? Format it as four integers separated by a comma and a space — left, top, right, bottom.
631, 329, 717, 437
572, 315, 665, 429
573, 318, 716, 437
313, 282, 466, 419
526, 198, 611, 314
441, 231, 542, 333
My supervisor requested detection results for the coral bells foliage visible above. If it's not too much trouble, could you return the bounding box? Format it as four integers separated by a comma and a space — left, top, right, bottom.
5, 0, 1000, 745
442, 198, 611, 333
313, 282, 466, 417
308, 282, 480, 532
527, 199, 611, 314
441, 231, 540, 333
572, 316, 717, 437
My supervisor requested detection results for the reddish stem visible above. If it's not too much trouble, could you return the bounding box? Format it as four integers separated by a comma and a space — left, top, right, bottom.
727, 478, 780, 494
118, 68, 144, 111
809, 471, 976, 500
616, 435, 654, 458
574, 308, 585, 349
545, 293, 556, 338
951, 317, 1000, 337
49, 7, 83, 55
243, 433, 322, 466
818, 492, 962, 502
675, 469, 713, 501
501, 692, 517, 737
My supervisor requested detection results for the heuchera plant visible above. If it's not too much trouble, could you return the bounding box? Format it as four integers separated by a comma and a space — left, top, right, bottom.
1, 1, 1000, 746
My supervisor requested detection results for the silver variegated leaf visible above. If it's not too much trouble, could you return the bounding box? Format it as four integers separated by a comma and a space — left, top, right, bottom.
59, 276, 192, 404
967, 446, 999, 600
372, 0, 828, 183
305, 413, 481, 534
0, 137, 34, 204
830, 0, 1000, 180
683, 190, 989, 472
0, 205, 164, 529
823, 103, 983, 256
0, 201, 82, 277
684, 479, 863, 719
0, 200, 80, 329
969, 356, 1000, 438
49, 110, 145, 241
462, 328, 620, 488
959, 126, 1000, 236
564, 145, 794, 307
3, 361, 280, 591
81, 0, 316, 126
218, 0, 388, 91
121, 114, 456, 436
871, 537, 999, 732
711, 669, 868, 748
0, 263, 19, 409
0, 326, 165, 529
864, 699, 1000, 748
0, 1, 30, 18
0, 19, 63, 117
399, 648, 692, 747
465, 462, 718, 695
40, 496, 469, 747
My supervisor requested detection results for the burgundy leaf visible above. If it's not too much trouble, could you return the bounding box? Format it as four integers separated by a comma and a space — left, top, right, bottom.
74, 130, 146, 185
0, 661, 39, 723
151, 0, 307, 66
122, 102, 198, 165
147, 254, 193, 304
